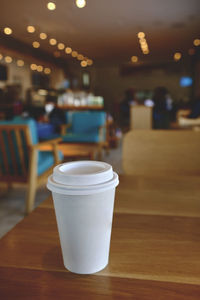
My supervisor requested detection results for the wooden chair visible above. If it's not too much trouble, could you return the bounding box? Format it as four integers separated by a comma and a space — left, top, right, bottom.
122, 130, 200, 176
0, 122, 63, 214
61, 111, 109, 159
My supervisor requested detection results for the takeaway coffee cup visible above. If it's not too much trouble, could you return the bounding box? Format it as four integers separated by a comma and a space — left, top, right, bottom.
47, 161, 119, 274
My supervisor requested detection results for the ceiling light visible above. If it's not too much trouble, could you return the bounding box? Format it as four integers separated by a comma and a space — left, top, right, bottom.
0, 54, 3, 60
142, 46, 148, 50
32, 41, 40, 48
72, 51, 78, 57
58, 43, 65, 50
87, 59, 93, 66
193, 39, 200, 47
49, 38, 57, 45
65, 47, 72, 54
143, 49, 150, 54
40, 33, 47, 40
4, 27, 12, 35
131, 56, 138, 63
44, 67, 51, 74
37, 65, 43, 72
138, 32, 145, 39
47, 2, 56, 10
77, 54, 84, 60
76, 0, 86, 8
17, 60, 24, 67
30, 64, 37, 70
174, 52, 181, 61
81, 60, 87, 67
139, 38, 147, 45
27, 26, 35, 33
5, 56, 12, 63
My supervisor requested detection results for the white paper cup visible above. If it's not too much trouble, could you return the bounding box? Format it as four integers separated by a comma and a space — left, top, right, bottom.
47, 161, 119, 274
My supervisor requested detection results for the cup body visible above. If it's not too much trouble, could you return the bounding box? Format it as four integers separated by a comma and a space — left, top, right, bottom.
47, 161, 119, 274
52, 188, 116, 274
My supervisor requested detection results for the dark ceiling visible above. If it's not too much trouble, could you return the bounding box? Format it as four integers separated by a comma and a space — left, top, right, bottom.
0, 0, 200, 66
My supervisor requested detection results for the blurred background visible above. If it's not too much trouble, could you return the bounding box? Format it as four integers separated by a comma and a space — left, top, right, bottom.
0, 0, 199, 129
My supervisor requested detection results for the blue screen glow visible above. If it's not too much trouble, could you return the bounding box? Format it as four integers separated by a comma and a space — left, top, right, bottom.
180, 77, 193, 87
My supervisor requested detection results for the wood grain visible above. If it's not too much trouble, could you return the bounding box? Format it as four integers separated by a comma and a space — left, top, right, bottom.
0, 266, 200, 300
41, 175, 200, 217
0, 207, 200, 285
1, 173, 200, 298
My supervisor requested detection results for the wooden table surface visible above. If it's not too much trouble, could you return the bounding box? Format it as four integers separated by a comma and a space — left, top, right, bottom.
39, 142, 100, 160
0, 174, 200, 299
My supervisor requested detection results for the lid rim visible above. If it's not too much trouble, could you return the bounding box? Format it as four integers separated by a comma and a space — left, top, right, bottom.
47, 172, 119, 195
53, 161, 113, 186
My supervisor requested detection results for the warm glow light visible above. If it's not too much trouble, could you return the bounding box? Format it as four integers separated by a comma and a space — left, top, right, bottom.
44, 67, 51, 74
87, 59, 93, 66
49, 38, 57, 45
30, 64, 37, 70
40, 32, 47, 40
4, 27, 12, 35
17, 60, 24, 67
76, 0, 86, 8
5, 56, 12, 63
32, 41, 40, 48
77, 54, 84, 60
65, 47, 72, 54
37, 65, 43, 72
138, 32, 145, 39
58, 43, 65, 50
0, 54, 3, 60
81, 60, 87, 67
143, 49, 150, 54
54, 51, 61, 57
193, 39, 200, 46
27, 26, 35, 33
47, 2, 56, 10
188, 48, 195, 55
174, 52, 182, 61
141, 45, 148, 51
139, 38, 147, 45
131, 56, 138, 63
72, 50, 78, 57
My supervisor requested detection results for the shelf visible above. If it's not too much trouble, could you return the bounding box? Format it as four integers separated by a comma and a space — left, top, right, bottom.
57, 105, 103, 110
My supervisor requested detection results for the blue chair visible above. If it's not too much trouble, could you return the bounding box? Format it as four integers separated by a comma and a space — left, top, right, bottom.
61, 111, 108, 158
0, 117, 63, 214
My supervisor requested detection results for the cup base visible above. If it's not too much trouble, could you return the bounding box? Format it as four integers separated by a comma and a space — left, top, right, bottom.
64, 261, 108, 275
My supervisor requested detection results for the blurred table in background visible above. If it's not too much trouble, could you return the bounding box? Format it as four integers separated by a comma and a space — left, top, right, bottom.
39, 142, 100, 160
0, 174, 200, 299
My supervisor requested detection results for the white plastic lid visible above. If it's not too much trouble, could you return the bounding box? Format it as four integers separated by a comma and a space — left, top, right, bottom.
47, 161, 119, 195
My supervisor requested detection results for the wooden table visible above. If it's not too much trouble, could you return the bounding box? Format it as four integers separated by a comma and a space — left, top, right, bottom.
0, 174, 200, 299
39, 143, 100, 160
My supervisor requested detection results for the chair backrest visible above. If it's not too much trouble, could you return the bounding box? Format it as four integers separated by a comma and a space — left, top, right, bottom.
72, 111, 106, 134
123, 130, 200, 176
0, 118, 37, 182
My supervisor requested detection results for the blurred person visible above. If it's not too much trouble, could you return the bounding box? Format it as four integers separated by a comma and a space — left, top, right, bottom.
119, 88, 136, 130
152, 86, 172, 129
45, 96, 65, 133
188, 93, 200, 119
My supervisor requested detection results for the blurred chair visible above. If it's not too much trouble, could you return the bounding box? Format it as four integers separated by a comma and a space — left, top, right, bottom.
122, 130, 200, 176
61, 111, 108, 158
0, 118, 63, 214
